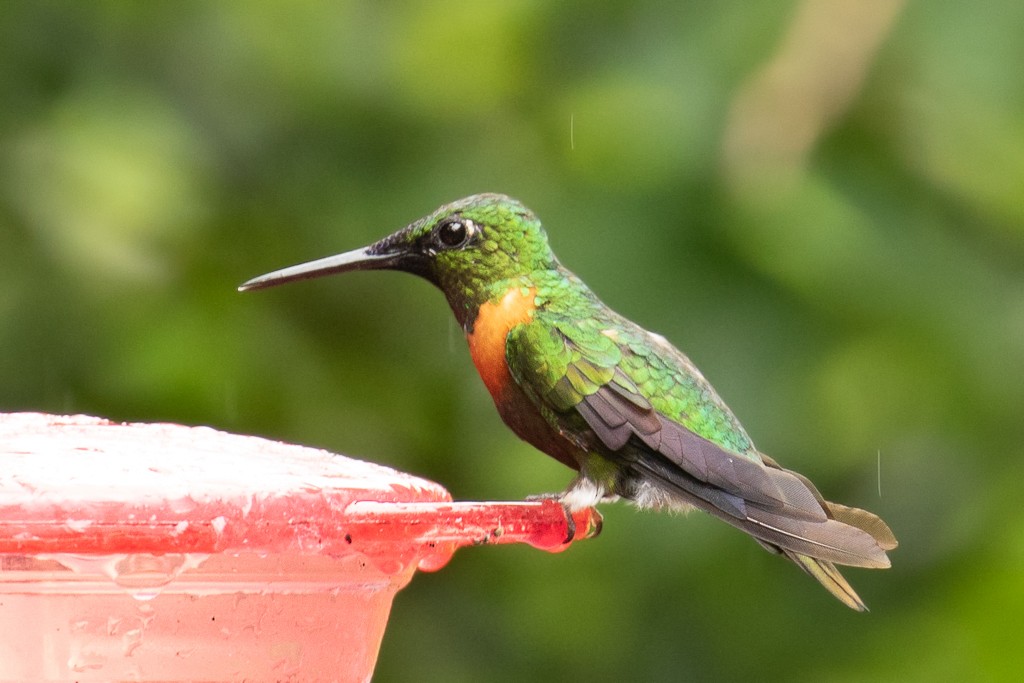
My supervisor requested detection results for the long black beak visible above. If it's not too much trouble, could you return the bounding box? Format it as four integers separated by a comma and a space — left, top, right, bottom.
238, 246, 401, 292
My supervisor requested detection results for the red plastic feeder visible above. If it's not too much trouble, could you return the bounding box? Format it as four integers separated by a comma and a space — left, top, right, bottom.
0, 413, 600, 682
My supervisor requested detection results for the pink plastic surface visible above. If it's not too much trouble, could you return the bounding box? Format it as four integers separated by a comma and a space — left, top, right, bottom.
0, 413, 599, 682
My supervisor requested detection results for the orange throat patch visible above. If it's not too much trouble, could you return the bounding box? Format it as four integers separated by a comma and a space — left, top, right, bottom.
466, 286, 537, 401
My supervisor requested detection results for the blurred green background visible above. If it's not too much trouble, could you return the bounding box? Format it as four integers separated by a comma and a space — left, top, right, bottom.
3, 1, 1023, 680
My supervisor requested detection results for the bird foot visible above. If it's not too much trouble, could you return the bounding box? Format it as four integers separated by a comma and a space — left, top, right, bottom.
525, 493, 577, 544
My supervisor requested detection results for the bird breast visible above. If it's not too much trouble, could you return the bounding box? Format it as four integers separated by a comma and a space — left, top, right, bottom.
466, 286, 538, 402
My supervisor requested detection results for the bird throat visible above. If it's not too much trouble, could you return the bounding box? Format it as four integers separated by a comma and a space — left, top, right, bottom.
466, 286, 537, 401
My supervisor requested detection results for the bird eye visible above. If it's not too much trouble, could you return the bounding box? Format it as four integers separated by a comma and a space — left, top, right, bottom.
436, 218, 474, 248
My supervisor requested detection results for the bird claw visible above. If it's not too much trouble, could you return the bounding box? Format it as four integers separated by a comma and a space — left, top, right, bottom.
561, 503, 577, 543
525, 493, 578, 544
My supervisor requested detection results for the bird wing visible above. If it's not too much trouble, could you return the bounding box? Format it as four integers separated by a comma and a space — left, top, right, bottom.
505, 314, 895, 571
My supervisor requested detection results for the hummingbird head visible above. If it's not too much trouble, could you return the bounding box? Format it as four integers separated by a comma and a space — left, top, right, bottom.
239, 193, 558, 328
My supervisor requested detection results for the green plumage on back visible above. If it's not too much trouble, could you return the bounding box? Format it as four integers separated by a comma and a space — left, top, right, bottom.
240, 193, 898, 611
508, 275, 753, 457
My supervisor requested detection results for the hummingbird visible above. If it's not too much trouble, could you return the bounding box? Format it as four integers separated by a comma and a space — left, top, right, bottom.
240, 193, 897, 610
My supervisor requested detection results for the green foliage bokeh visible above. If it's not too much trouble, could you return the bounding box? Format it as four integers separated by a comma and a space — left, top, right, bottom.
3, 2, 1023, 680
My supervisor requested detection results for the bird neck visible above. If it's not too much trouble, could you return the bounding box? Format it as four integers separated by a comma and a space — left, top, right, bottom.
442, 265, 596, 333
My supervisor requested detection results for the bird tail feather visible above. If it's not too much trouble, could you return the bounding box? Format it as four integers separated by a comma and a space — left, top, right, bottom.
628, 451, 897, 609
787, 552, 868, 611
